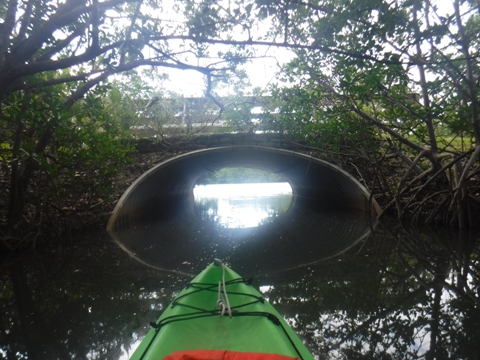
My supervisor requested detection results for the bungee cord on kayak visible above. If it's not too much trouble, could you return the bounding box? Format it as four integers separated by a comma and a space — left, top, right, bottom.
216, 259, 233, 318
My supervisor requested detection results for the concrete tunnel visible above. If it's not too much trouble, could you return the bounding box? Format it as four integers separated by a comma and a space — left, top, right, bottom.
107, 146, 382, 277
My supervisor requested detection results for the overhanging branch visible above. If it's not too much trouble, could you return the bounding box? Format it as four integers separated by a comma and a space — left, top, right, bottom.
148, 35, 480, 66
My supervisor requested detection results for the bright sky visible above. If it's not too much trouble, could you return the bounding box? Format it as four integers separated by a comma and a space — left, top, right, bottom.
162, 0, 452, 97
144, 0, 295, 97
139, 0, 456, 98
163, 48, 294, 97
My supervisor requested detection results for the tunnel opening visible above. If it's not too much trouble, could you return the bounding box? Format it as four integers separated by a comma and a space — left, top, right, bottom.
193, 167, 293, 229
107, 146, 382, 275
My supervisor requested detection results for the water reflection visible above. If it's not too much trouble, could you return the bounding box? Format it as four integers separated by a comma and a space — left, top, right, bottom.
193, 183, 293, 228
299, 220, 479, 359
1, 221, 479, 359
110, 182, 376, 274
0, 233, 183, 360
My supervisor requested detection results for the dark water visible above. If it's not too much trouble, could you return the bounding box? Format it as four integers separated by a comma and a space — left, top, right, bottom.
1, 220, 479, 359
109, 183, 376, 275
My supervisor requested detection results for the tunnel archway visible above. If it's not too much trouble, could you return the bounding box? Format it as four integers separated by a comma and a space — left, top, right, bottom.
107, 146, 381, 276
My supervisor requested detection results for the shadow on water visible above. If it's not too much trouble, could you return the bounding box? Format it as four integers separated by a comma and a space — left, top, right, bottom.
111, 210, 376, 277
1, 219, 479, 359
109, 195, 377, 277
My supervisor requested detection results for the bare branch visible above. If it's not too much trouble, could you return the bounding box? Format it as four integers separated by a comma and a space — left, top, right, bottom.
91, 0, 100, 52
148, 35, 480, 66
451, 145, 480, 205
454, 0, 480, 142
35, 29, 86, 62
14, 0, 33, 46
413, 3, 438, 154
0, 0, 18, 55
7, 74, 92, 92
10, 0, 138, 64
350, 101, 426, 153
119, 0, 143, 65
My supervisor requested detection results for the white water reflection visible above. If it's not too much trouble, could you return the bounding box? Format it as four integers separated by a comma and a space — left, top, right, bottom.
193, 182, 293, 228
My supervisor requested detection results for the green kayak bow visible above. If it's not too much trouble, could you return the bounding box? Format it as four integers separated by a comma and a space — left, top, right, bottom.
130, 260, 314, 360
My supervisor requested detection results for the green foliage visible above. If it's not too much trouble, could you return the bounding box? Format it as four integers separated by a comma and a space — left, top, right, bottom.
248, 0, 480, 224
258, 0, 480, 148
265, 82, 379, 153
196, 167, 286, 184
0, 77, 136, 237
52, 84, 134, 205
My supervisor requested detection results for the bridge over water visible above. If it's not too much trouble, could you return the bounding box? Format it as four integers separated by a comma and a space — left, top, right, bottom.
108, 136, 382, 277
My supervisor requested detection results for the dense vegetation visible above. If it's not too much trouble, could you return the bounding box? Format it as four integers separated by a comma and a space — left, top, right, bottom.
227, 0, 480, 228
1, 0, 480, 251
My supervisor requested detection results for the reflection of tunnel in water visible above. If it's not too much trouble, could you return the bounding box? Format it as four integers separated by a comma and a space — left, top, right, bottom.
107, 146, 382, 276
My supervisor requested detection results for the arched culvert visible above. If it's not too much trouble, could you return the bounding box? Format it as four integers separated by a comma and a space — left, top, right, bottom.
107, 146, 381, 276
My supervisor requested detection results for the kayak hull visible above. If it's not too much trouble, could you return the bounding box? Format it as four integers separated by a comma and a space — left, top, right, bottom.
130, 262, 313, 360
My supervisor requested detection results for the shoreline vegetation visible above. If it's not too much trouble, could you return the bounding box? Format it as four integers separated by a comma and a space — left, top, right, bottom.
0, 130, 480, 253
1, 135, 479, 256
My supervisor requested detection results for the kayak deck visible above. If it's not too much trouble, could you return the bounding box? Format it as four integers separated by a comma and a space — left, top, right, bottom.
130, 261, 314, 360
